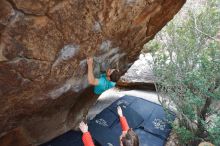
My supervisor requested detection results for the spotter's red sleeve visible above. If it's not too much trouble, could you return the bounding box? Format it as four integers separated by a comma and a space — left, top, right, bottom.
82, 132, 95, 146
120, 116, 129, 131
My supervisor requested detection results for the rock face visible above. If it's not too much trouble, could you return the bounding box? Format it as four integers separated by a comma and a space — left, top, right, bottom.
0, 0, 186, 144
118, 53, 156, 90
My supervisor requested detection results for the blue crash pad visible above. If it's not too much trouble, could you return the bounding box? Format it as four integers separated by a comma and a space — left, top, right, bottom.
40, 95, 175, 146
89, 95, 175, 146
88, 106, 144, 146
88, 121, 119, 146
129, 97, 175, 139
134, 128, 165, 146
40, 131, 84, 146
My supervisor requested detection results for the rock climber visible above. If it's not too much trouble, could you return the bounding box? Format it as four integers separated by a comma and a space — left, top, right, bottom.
79, 106, 139, 146
87, 57, 121, 95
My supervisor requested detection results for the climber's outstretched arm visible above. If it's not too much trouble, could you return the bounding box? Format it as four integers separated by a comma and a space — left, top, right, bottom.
87, 57, 99, 85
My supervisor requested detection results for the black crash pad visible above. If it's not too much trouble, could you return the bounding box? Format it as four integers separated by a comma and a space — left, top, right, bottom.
40, 95, 175, 146
40, 131, 84, 146
129, 97, 175, 139
88, 122, 119, 146
134, 128, 165, 146
88, 106, 144, 146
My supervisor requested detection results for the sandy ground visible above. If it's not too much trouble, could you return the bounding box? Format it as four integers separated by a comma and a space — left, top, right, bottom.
87, 88, 161, 120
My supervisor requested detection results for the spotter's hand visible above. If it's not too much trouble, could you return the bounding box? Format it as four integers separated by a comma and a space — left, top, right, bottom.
79, 121, 88, 133
117, 106, 123, 117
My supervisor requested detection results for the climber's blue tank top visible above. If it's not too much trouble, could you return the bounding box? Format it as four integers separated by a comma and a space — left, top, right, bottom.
94, 74, 116, 95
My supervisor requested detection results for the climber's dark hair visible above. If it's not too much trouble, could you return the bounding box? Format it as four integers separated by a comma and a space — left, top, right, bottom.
110, 69, 121, 82
121, 129, 139, 146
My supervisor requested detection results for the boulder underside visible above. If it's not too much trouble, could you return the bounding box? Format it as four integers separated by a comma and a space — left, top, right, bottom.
0, 0, 185, 144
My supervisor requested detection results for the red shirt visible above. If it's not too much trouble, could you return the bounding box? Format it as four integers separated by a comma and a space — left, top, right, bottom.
82, 132, 95, 146
120, 116, 129, 131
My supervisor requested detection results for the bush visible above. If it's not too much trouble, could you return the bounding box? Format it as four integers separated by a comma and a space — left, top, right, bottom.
147, 0, 220, 145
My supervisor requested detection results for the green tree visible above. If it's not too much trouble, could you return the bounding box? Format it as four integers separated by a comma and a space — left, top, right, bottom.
147, 0, 220, 145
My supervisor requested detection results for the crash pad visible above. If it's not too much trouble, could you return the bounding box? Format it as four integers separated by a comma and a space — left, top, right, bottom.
40, 131, 84, 146
40, 95, 175, 146
88, 105, 144, 146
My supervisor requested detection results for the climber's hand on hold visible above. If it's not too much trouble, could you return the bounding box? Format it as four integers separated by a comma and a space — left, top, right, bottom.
79, 121, 88, 133
117, 106, 123, 117
87, 57, 93, 66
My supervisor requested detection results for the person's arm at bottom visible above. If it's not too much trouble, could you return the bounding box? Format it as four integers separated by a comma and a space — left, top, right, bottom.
120, 116, 129, 132
82, 132, 95, 146
79, 121, 95, 146
117, 106, 129, 132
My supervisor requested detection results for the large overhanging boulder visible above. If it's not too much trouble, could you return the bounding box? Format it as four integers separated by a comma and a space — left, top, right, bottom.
0, 0, 186, 144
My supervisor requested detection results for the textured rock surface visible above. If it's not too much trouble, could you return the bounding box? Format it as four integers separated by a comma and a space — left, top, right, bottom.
0, 0, 186, 144
118, 53, 156, 90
